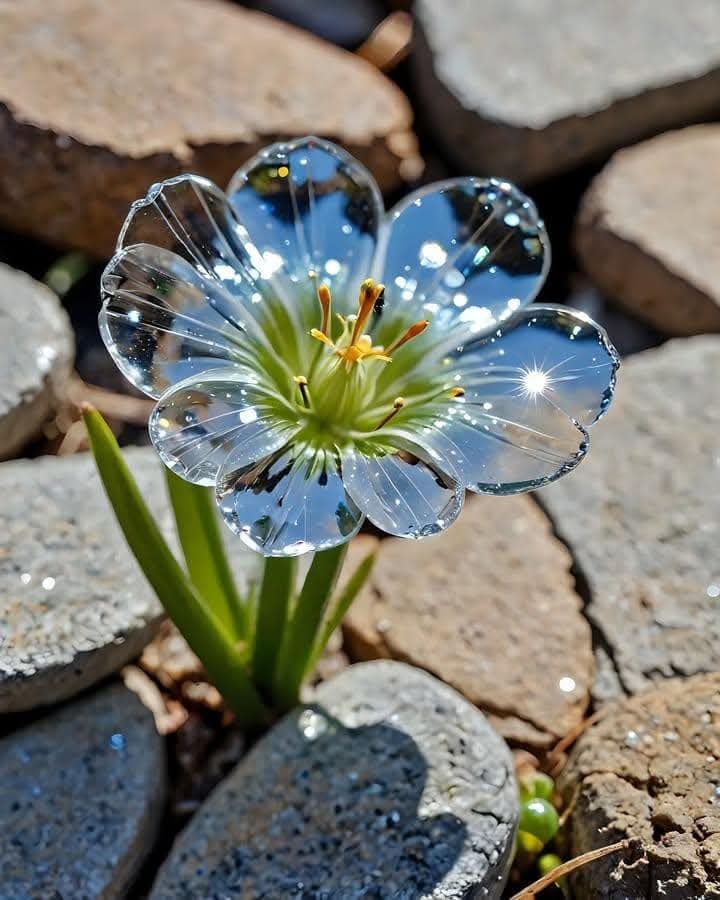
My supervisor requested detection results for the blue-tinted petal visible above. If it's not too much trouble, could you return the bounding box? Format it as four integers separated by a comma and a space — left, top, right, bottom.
341, 440, 463, 539
217, 444, 363, 556
227, 136, 383, 318
149, 370, 296, 486
376, 178, 548, 342
404, 306, 619, 494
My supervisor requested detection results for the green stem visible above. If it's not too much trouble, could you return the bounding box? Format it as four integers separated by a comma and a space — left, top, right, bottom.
273, 544, 347, 711
252, 555, 297, 698
83, 407, 268, 731
165, 469, 248, 639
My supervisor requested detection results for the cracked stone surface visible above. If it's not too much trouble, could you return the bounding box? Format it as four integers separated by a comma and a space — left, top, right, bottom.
150, 661, 517, 899
576, 125, 720, 336
0, 680, 166, 899
0, 262, 73, 460
412, 0, 720, 183
344, 498, 593, 750
0, 0, 419, 258
539, 337, 720, 702
559, 674, 720, 898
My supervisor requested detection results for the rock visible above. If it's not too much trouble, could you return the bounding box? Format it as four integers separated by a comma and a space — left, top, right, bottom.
412, 0, 720, 183
0, 262, 73, 459
150, 660, 517, 899
576, 125, 720, 335
539, 338, 720, 701
0, 680, 166, 899
344, 497, 592, 750
0, 0, 419, 258
558, 674, 720, 898
0, 449, 165, 712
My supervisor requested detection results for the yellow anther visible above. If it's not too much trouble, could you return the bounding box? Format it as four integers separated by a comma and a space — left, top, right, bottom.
351, 279, 384, 345
310, 328, 335, 349
449, 386, 465, 398
375, 397, 406, 431
385, 319, 430, 354
317, 283, 332, 336
293, 375, 310, 408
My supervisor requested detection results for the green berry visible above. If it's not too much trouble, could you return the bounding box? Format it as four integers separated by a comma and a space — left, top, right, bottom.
538, 852, 563, 877
518, 798, 559, 846
531, 772, 555, 802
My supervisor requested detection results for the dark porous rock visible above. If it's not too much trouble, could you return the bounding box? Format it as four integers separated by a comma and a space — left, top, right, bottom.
150, 661, 517, 899
0, 0, 419, 258
412, 0, 720, 183
345, 497, 593, 751
540, 338, 720, 701
0, 262, 73, 459
0, 449, 167, 713
559, 674, 720, 898
576, 125, 720, 335
0, 681, 166, 899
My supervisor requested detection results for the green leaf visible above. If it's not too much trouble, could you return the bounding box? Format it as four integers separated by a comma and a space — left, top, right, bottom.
164, 469, 247, 639
273, 544, 348, 711
306, 548, 375, 678
252, 555, 297, 699
82, 406, 268, 730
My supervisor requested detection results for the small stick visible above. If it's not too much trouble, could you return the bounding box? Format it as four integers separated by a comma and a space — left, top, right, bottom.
508, 840, 632, 899
355, 12, 412, 72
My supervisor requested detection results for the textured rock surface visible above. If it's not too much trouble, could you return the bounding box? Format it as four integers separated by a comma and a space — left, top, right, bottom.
0, 0, 418, 257
0, 681, 166, 899
0, 262, 73, 459
576, 125, 720, 335
559, 674, 720, 898
345, 498, 592, 750
540, 338, 720, 701
412, 0, 720, 183
151, 661, 517, 899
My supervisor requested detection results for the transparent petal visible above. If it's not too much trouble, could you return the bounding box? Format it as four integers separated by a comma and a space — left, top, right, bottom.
375, 178, 549, 343
341, 439, 464, 539
227, 136, 383, 318
217, 444, 363, 557
149, 371, 296, 486
404, 305, 619, 494
99, 244, 256, 398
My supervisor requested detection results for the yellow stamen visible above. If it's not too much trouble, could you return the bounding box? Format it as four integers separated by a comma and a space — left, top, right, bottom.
310, 328, 335, 349
449, 386, 465, 398
375, 397, 405, 431
317, 284, 332, 336
351, 279, 384, 345
293, 375, 310, 408
385, 319, 430, 354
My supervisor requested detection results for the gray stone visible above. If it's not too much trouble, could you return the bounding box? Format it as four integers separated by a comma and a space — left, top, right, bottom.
412, 0, 720, 183
0, 0, 420, 258
576, 125, 720, 336
539, 337, 720, 701
0, 680, 166, 899
150, 661, 517, 899
345, 498, 593, 751
0, 262, 73, 459
558, 674, 720, 898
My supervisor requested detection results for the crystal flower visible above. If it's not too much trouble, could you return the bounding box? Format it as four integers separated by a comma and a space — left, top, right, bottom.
99, 137, 619, 556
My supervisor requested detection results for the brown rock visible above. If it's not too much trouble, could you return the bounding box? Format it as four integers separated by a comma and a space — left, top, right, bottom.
576, 125, 720, 335
0, 0, 418, 258
344, 496, 592, 750
539, 338, 720, 702
413, 0, 720, 184
559, 674, 720, 898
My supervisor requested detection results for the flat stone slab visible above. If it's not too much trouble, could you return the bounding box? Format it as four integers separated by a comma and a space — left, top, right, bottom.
345, 498, 593, 750
540, 337, 720, 701
0, 0, 418, 257
412, 0, 720, 183
576, 125, 720, 336
150, 661, 517, 899
0, 262, 73, 459
0, 680, 166, 899
559, 674, 720, 898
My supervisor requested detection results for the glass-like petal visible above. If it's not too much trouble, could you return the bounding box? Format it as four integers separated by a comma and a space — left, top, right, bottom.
341, 440, 464, 538
217, 444, 364, 556
227, 136, 383, 318
375, 178, 549, 344
149, 371, 296, 486
403, 306, 619, 494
